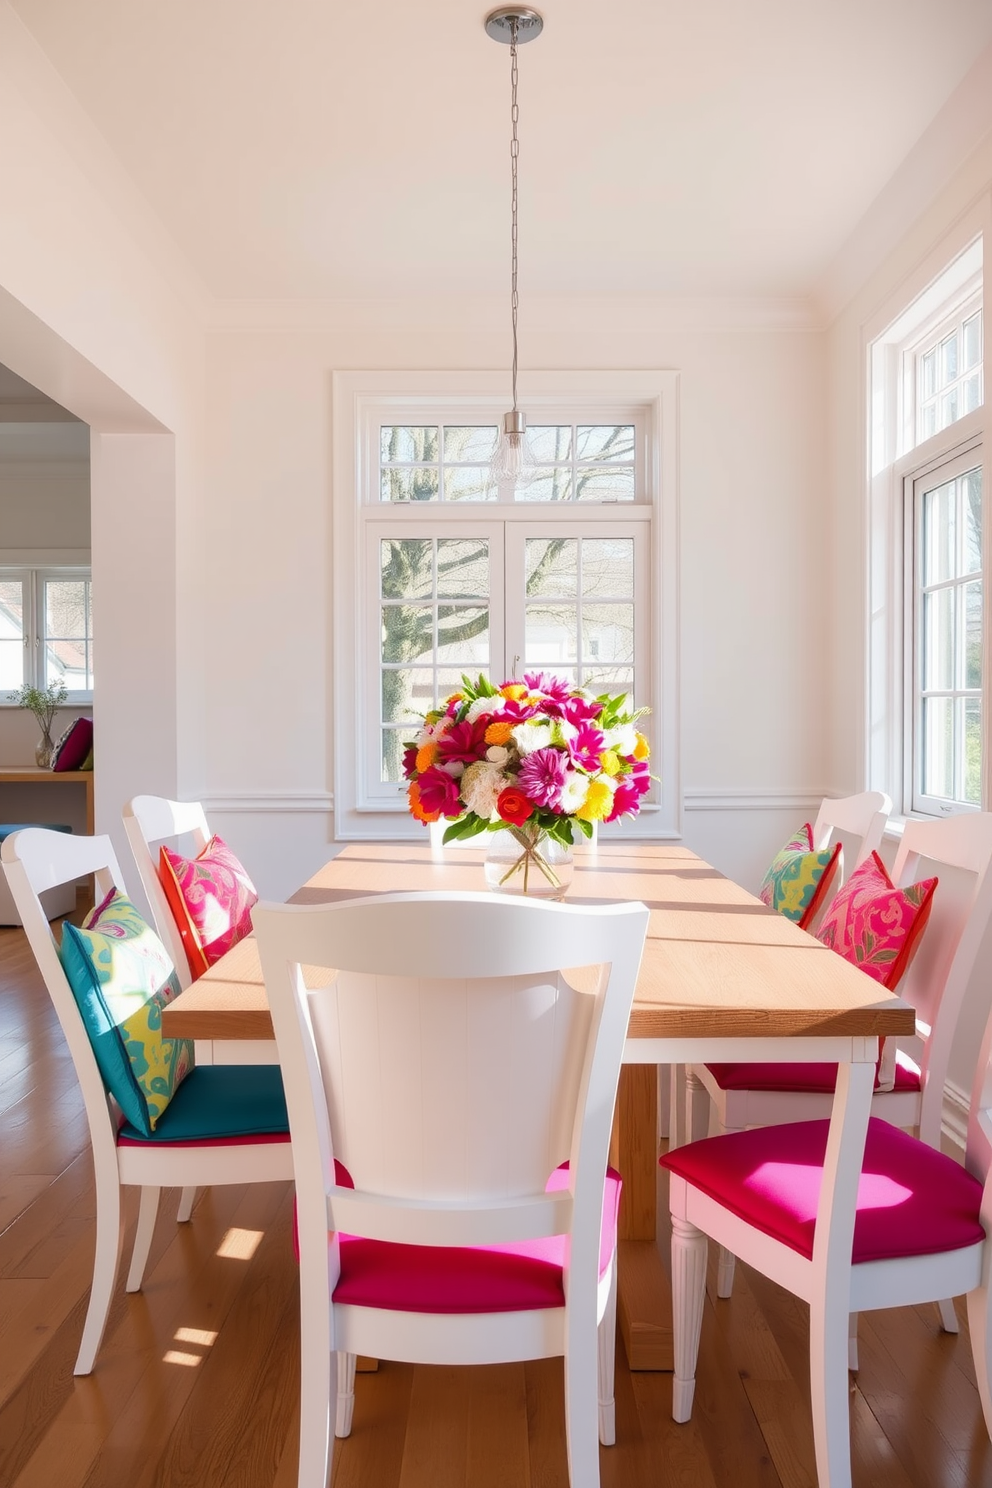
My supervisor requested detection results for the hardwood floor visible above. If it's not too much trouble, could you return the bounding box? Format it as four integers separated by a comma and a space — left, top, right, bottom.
3, 915, 992, 1487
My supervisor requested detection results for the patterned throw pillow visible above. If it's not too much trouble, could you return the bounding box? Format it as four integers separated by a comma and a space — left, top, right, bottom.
60, 890, 194, 1135
815, 851, 937, 989
758, 824, 842, 929
158, 835, 258, 980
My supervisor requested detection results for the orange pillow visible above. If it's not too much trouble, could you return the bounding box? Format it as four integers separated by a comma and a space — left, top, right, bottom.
158, 835, 258, 980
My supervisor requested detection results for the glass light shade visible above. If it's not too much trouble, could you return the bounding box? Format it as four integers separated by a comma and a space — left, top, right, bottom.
486, 410, 537, 497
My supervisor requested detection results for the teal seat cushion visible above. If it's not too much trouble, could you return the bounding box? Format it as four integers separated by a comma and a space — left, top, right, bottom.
117, 1064, 289, 1143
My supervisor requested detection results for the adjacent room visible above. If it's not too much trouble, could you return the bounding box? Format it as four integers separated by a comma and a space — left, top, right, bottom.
2, 2, 992, 1485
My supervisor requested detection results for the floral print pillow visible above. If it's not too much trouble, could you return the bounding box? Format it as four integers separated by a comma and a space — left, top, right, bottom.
158, 835, 258, 980
758, 824, 842, 929
60, 890, 193, 1135
815, 851, 937, 988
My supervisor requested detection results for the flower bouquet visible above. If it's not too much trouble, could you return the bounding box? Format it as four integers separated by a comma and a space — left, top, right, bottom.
403, 672, 651, 895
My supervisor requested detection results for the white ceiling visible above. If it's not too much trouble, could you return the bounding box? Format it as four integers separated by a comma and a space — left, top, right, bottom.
10, 0, 992, 303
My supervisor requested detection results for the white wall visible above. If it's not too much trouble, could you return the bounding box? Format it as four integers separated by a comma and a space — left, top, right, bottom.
201, 304, 830, 898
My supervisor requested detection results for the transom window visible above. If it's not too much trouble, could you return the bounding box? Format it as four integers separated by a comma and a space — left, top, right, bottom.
379, 422, 637, 503
0, 567, 93, 700
915, 304, 983, 444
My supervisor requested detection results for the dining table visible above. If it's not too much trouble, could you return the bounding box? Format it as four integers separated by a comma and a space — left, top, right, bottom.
160, 839, 915, 1371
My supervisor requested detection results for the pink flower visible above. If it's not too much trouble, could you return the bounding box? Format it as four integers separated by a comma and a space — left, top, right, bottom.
401, 743, 419, 780
435, 718, 490, 766
518, 747, 568, 809
415, 766, 463, 818
569, 722, 605, 772
523, 671, 572, 701
606, 779, 641, 822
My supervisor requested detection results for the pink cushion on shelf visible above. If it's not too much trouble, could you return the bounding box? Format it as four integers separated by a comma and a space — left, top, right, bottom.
158, 835, 258, 979
705, 1056, 921, 1095
320, 1165, 621, 1315
815, 851, 937, 990
661, 1117, 984, 1264
51, 715, 93, 772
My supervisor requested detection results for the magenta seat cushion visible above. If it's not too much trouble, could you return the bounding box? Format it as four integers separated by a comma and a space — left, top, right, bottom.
705, 1057, 921, 1095
661, 1117, 983, 1263
330, 1166, 622, 1315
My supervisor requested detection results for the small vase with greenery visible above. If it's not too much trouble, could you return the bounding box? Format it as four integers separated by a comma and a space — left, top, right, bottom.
8, 679, 68, 768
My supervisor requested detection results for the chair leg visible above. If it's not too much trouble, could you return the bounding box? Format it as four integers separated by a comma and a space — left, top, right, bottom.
74, 1168, 125, 1375
967, 1279, 992, 1442
667, 1063, 687, 1151
177, 1186, 197, 1223
335, 1352, 356, 1439
597, 1257, 618, 1446
126, 1186, 161, 1293
563, 1307, 603, 1488
298, 1261, 334, 1488
671, 1215, 708, 1423
937, 1296, 959, 1334
809, 1284, 854, 1488
848, 1311, 859, 1372
685, 1068, 711, 1145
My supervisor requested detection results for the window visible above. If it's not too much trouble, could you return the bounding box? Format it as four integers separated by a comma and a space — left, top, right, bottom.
868, 235, 985, 817
333, 372, 680, 840
0, 567, 93, 701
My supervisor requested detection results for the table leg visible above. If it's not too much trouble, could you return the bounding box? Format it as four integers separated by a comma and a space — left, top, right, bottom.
611, 1064, 673, 1370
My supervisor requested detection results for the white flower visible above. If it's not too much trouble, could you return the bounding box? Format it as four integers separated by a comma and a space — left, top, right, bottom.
512, 721, 555, 756
486, 744, 510, 766
558, 770, 590, 814
440, 760, 465, 778
461, 760, 507, 818
602, 723, 637, 756
466, 697, 495, 724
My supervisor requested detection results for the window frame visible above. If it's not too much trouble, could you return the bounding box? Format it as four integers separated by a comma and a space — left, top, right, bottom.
903, 439, 983, 816
332, 370, 680, 842
0, 562, 93, 705
867, 222, 989, 821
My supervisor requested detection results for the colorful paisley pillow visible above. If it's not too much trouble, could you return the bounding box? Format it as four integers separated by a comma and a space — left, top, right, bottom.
60, 889, 193, 1136
815, 851, 937, 989
758, 824, 842, 929
158, 835, 258, 981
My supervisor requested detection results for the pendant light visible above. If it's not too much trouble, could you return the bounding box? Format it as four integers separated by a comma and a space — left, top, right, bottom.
485, 7, 543, 498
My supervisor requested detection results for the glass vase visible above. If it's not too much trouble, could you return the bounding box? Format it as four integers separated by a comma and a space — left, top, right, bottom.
483, 825, 573, 899
35, 729, 55, 769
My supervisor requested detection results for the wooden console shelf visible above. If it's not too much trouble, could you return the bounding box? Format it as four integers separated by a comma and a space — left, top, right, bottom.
0, 767, 94, 835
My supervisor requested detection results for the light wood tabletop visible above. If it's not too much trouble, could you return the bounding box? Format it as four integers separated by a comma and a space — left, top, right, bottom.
161, 840, 915, 1370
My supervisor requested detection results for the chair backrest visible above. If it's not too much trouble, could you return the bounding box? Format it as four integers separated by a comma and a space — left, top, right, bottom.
889, 812, 992, 1142
1, 828, 130, 1162
123, 796, 211, 985
812, 791, 892, 880
253, 890, 648, 1291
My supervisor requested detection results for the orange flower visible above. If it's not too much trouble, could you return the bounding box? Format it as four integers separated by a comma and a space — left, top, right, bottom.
416, 742, 438, 772
634, 732, 651, 760
500, 683, 528, 702
484, 721, 514, 746
408, 781, 439, 823
496, 786, 534, 826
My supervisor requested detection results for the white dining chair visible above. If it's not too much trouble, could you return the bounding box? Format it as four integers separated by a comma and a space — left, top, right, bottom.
123, 794, 213, 986
661, 954, 992, 1488
1, 826, 293, 1375
253, 889, 649, 1488
809, 789, 891, 891
686, 811, 992, 1353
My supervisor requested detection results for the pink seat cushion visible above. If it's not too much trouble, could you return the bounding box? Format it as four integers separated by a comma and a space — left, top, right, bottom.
330, 1165, 622, 1315
660, 1117, 984, 1263
705, 1056, 921, 1095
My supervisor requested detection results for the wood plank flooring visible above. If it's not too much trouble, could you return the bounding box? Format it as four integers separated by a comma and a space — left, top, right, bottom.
3, 914, 992, 1487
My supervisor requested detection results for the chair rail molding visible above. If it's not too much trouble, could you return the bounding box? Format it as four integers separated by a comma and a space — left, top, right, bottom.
201, 791, 333, 815
683, 788, 829, 813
